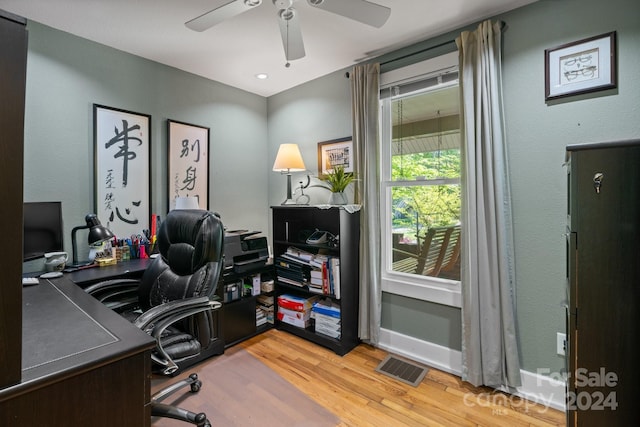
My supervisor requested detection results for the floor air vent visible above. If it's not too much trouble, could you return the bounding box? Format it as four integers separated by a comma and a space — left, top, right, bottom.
375, 355, 428, 387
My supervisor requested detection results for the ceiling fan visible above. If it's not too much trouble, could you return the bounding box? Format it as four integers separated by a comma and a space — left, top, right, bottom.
185, 0, 391, 64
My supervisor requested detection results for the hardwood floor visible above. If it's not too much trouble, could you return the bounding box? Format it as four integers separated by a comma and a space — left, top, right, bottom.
240, 329, 566, 426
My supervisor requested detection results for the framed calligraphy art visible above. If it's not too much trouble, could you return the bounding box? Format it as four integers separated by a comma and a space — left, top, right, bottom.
317, 136, 353, 179
94, 104, 151, 238
545, 31, 617, 101
167, 119, 210, 211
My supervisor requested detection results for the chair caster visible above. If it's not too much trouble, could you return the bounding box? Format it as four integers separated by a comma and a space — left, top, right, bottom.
188, 373, 202, 392
193, 411, 210, 426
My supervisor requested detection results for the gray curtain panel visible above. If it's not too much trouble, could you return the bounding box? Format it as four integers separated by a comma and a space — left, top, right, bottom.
456, 20, 522, 388
350, 63, 382, 345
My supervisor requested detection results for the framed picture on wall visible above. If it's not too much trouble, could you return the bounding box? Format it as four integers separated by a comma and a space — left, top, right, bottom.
94, 104, 151, 238
317, 136, 353, 179
167, 119, 210, 211
545, 31, 617, 101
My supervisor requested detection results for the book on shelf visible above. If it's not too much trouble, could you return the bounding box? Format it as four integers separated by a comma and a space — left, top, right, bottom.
276, 267, 309, 282
312, 299, 341, 318
276, 255, 310, 271
313, 300, 342, 338
257, 294, 274, 307
276, 275, 307, 288
277, 311, 311, 328
284, 246, 315, 263
277, 294, 319, 312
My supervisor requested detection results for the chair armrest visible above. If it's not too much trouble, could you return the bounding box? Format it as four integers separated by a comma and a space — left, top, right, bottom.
133, 296, 220, 330
84, 278, 140, 295
134, 296, 222, 375
84, 279, 141, 312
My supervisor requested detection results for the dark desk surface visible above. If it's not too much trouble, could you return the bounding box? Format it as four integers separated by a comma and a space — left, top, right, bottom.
65, 258, 152, 286
0, 267, 155, 402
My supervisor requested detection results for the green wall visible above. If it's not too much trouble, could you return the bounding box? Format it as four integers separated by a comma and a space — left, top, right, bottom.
20, 0, 640, 376
22, 22, 269, 271
268, 0, 640, 375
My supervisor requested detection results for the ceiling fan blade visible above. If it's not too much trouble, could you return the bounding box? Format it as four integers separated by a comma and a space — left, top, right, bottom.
306, 0, 391, 28
186, 0, 259, 32
277, 9, 305, 61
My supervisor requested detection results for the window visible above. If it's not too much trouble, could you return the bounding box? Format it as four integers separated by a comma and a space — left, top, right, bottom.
379, 53, 462, 307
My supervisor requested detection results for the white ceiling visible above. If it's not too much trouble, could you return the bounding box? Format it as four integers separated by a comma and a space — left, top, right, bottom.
0, 0, 537, 97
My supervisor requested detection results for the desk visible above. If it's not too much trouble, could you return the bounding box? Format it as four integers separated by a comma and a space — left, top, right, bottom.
65, 258, 151, 287
0, 270, 155, 426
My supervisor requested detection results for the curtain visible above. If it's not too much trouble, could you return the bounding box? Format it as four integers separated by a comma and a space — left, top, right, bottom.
350, 63, 382, 344
456, 20, 521, 387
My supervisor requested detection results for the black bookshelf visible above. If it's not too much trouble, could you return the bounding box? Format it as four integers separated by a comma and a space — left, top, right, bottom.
271, 206, 360, 356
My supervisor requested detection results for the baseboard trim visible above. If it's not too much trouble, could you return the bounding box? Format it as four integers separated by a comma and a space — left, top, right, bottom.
378, 328, 566, 412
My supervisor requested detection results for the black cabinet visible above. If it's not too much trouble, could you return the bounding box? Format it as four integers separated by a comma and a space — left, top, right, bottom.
271, 206, 360, 355
566, 140, 640, 426
217, 263, 274, 347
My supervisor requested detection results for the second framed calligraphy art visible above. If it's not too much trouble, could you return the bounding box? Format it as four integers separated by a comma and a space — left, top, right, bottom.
167, 119, 210, 211
94, 104, 151, 238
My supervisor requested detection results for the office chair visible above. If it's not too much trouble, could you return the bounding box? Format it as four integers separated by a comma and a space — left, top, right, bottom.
85, 209, 225, 427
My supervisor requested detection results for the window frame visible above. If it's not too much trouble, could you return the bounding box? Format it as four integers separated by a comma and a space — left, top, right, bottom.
379, 53, 462, 308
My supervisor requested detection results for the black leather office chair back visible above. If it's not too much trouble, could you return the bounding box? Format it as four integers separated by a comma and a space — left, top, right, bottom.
138, 209, 224, 312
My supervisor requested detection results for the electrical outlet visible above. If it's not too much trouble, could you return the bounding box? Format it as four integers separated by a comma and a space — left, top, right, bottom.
557, 332, 567, 356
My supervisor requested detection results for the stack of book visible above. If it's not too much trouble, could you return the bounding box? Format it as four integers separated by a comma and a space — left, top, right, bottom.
277, 294, 319, 328
277, 246, 341, 299
275, 248, 313, 288
256, 294, 274, 325
309, 255, 341, 299
256, 307, 268, 327
312, 299, 341, 339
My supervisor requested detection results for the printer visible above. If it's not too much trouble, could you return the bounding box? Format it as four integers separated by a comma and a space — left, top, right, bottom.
223, 230, 269, 273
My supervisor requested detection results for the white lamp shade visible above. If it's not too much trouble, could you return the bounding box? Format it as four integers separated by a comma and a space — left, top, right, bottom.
174, 196, 200, 210
273, 143, 306, 172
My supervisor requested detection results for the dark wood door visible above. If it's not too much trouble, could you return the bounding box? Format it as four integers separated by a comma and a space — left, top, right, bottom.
0, 9, 27, 389
569, 142, 640, 426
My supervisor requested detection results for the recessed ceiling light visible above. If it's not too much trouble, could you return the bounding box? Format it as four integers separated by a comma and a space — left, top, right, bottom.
255, 73, 268, 80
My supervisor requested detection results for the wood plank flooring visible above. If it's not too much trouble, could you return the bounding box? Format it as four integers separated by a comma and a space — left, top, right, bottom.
240, 329, 566, 427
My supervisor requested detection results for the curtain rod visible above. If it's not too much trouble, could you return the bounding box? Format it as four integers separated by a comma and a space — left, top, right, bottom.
345, 20, 505, 78
345, 38, 456, 79
380, 39, 457, 67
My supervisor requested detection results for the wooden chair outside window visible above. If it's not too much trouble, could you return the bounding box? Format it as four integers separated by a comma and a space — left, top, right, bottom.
392, 225, 461, 278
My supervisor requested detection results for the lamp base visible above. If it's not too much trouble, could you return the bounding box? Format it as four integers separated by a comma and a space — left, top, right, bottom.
281, 198, 298, 205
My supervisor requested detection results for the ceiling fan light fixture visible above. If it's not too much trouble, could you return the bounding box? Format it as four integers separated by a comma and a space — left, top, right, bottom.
279, 7, 296, 21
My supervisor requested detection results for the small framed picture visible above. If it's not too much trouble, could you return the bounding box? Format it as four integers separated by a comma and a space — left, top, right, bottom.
94, 104, 151, 237
317, 136, 353, 178
545, 31, 616, 101
167, 119, 210, 211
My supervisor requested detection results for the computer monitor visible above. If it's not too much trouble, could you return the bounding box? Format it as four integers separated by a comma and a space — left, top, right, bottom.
23, 201, 64, 261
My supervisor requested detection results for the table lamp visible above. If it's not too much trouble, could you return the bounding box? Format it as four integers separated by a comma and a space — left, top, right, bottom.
173, 196, 200, 210
273, 143, 306, 205
71, 214, 115, 266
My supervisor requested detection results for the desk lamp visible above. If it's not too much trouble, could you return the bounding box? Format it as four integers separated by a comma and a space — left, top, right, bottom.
273, 143, 306, 205
71, 214, 115, 266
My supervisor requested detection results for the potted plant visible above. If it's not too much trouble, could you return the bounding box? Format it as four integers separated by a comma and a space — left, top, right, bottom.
321, 165, 355, 205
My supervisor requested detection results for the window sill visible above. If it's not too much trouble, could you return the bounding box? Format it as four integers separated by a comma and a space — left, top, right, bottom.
381, 272, 461, 308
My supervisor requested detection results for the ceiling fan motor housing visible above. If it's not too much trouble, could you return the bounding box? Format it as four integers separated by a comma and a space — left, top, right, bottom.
273, 0, 293, 10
